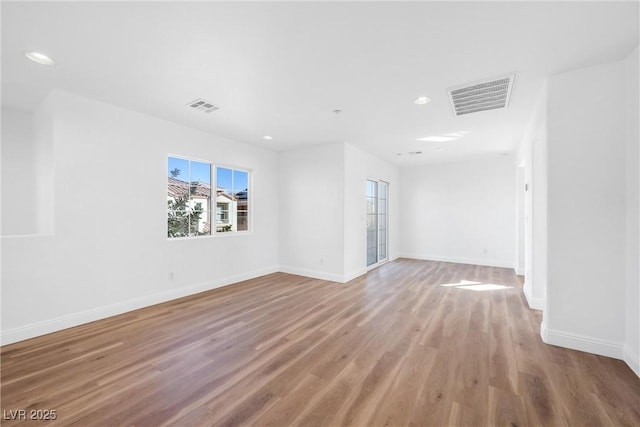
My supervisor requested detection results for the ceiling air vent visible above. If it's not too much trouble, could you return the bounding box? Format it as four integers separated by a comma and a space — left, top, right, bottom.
186, 98, 219, 113
447, 74, 516, 116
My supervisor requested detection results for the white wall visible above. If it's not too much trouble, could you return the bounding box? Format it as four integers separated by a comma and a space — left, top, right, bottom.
32, 99, 56, 235
278, 143, 346, 281
544, 58, 628, 360
1, 109, 37, 235
343, 143, 399, 280
1, 93, 401, 343
624, 46, 639, 376
1, 90, 280, 344
517, 86, 548, 310
399, 156, 516, 268
279, 142, 399, 282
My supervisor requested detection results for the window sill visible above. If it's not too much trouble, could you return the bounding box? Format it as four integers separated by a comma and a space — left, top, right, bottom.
167, 231, 253, 241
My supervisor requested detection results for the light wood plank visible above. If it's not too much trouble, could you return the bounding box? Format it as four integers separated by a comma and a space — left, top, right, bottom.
1, 261, 639, 426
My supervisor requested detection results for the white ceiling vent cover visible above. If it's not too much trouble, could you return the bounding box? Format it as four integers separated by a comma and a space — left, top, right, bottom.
447, 74, 516, 116
186, 98, 220, 113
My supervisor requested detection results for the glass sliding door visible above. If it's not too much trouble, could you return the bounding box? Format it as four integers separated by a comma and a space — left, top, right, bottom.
366, 180, 378, 267
378, 181, 388, 262
366, 179, 389, 267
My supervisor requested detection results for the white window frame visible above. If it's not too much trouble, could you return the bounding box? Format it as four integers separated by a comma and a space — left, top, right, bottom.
167, 154, 253, 240
167, 154, 213, 240
214, 165, 252, 235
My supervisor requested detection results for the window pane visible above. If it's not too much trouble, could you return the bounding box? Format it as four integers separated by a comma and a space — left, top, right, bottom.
367, 244, 377, 266
217, 167, 233, 194
167, 210, 189, 237
190, 161, 211, 211
367, 179, 388, 266
232, 170, 248, 193
216, 203, 228, 222
216, 201, 232, 232
367, 214, 377, 229
216, 167, 234, 232
378, 199, 387, 215
215, 167, 250, 233
190, 210, 211, 236
379, 244, 387, 260
379, 181, 388, 199
168, 157, 189, 181
168, 157, 189, 209
168, 157, 221, 238
367, 198, 376, 215
237, 210, 248, 231
233, 170, 249, 232
367, 180, 377, 198
190, 161, 211, 185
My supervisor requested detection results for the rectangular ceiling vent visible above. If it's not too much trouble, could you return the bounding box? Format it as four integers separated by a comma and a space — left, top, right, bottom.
186, 98, 220, 113
447, 74, 516, 116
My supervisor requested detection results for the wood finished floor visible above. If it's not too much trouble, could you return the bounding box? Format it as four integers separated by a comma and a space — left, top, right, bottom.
1, 259, 639, 427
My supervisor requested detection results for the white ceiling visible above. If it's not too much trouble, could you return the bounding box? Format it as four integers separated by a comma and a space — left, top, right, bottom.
2, 1, 638, 164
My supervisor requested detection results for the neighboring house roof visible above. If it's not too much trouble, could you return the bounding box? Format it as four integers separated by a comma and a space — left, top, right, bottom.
216, 190, 237, 202
168, 176, 211, 199
168, 176, 242, 202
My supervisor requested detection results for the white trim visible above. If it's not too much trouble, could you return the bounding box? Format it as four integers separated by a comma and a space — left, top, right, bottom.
167, 152, 212, 165
367, 258, 390, 273
624, 345, 640, 378
344, 268, 368, 283
399, 253, 514, 269
1, 233, 56, 239
166, 155, 253, 238
514, 267, 524, 276
167, 230, 254, 241
540, 321, 624, 360
0, 266, 279, 346
523, 280, 544, 310
213, 165, 252, 235
278, 265, 346, 283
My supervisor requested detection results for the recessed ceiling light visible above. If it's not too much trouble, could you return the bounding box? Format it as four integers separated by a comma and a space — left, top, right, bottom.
435, 148, 444, 152
396, 153, 402, 156
414, 96, 430, 105
408, 151, 422, 155
24, 51, 55, 66
262, 135, 273, 140
417, 136, 456, 142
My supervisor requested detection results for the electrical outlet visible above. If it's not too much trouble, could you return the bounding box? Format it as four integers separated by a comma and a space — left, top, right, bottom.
168, 272, 174, 280
320, 258, 324, 265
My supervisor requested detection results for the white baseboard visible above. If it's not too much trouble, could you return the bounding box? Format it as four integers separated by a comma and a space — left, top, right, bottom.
540, 321, 624, 360
523, 281, 544, 310
624, 345, 640, 378
0, 266, 279, 346
399, 253, 514, 269
278, 265, 346, 283
343, 268, 367, 283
